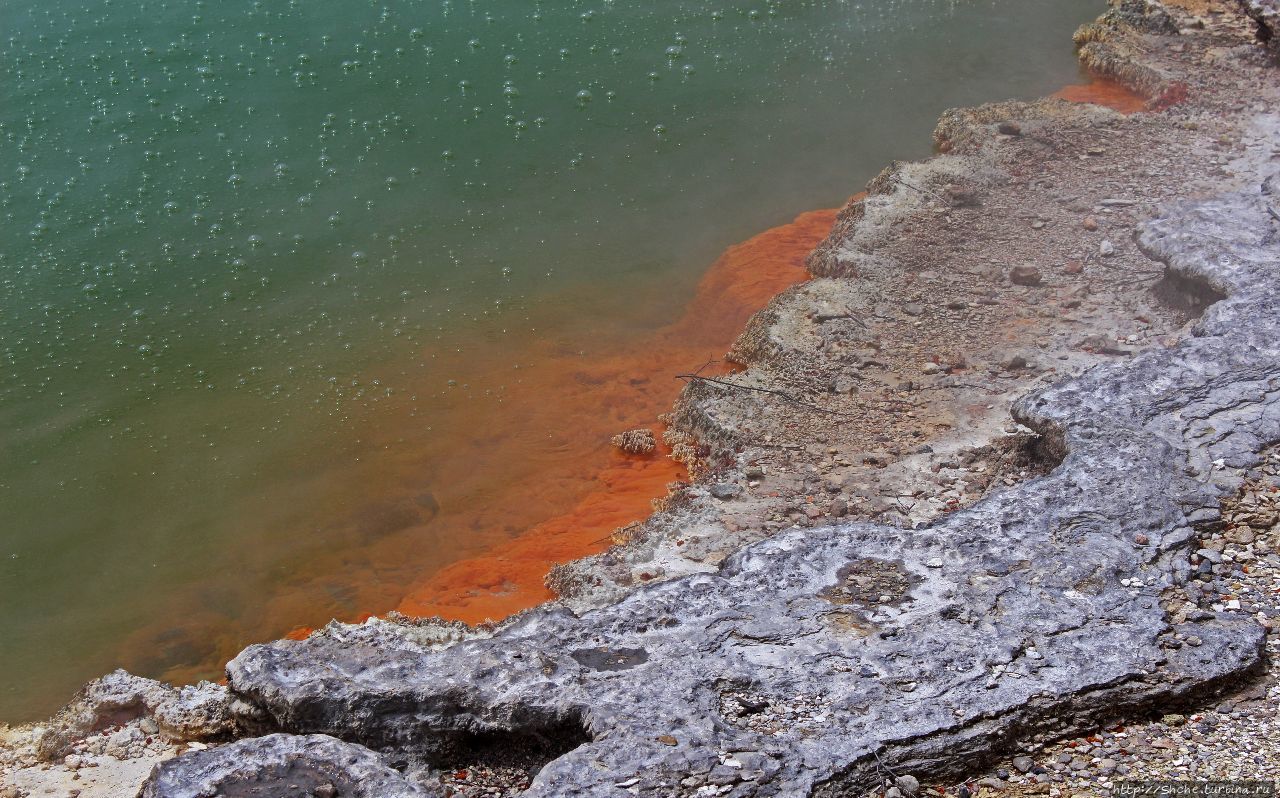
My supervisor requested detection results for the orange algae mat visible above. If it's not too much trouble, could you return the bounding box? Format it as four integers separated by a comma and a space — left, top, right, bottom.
111, 206, 839, 683
393, 207, 842, 624
126, 206, 842, 681
1053, 76, 1148, 113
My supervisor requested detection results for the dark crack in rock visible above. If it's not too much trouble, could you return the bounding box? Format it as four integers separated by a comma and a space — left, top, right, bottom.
1240, 0, 1280, 48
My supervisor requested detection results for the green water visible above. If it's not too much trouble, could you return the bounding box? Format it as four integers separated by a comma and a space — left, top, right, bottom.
2, 0, 1103, 721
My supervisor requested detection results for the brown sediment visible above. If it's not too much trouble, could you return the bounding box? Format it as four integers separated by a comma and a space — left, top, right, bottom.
1052, 75, 1149, 113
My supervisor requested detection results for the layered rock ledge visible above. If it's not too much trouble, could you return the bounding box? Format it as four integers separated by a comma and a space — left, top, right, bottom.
6, 1, 1280, 797
213, 180, 1279, 798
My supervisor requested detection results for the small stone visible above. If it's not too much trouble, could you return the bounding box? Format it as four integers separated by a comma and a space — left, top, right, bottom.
1099, 240, 1115, 257
1082, 216, 1099, 231
922, 362, 941, 375
1196, 547, 1223, 564
830, 499, 848, 518
1162, 713, 1187, 726
656, 735, 678, 746
926, 557, 944, 568
895, 775, 921, 796
903, 302, 924, 317
313, 785, 337, 798
708, 764, 741, 785
1012, 756, 1036, 774
997, 121, 1022, 136
1064, 259, 1084, 275
1135, 534, 1150, 545
710, 483, 742, 500
1010, 265, 1043, 286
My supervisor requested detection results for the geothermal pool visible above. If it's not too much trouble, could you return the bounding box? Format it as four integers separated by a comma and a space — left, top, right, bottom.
2, 0, 1103, 720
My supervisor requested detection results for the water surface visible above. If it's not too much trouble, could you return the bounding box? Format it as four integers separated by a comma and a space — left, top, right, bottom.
2, 0, 1102, 721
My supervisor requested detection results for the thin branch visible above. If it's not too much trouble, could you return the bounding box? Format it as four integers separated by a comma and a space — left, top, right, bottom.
871, 749, 900, 783
675, 374, 857, 417
691, 357, 721, 377
893, 175, 950, 205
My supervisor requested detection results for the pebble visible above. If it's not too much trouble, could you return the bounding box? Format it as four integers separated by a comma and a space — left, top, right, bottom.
710, 483, 741, 500
1009, 265, 1044, 286
1099, 239, 1116, 257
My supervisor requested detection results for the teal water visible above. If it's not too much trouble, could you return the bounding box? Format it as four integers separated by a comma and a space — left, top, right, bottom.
2, 0, 1103, 721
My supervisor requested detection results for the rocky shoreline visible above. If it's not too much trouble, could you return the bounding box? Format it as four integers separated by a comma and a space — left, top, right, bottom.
6, 1, 1280, 796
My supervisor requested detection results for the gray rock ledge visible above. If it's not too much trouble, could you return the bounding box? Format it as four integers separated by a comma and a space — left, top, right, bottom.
138, 734, 438, 798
